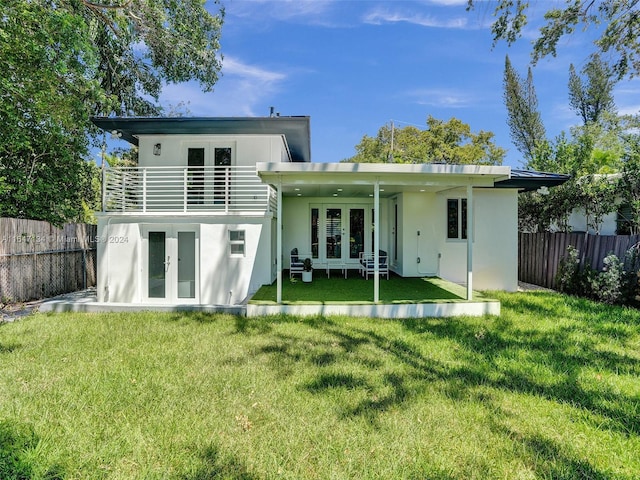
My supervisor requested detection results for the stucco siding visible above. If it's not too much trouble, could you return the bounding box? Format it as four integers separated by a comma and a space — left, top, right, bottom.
438, 189, 518, 291
136, 134, 288, 167
97, 216, 272, 305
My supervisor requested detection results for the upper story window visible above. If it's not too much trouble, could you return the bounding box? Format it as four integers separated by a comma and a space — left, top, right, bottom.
447, 198, 467, 240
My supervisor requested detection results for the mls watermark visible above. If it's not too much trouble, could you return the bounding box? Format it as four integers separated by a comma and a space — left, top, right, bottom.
1, 234, 129, 245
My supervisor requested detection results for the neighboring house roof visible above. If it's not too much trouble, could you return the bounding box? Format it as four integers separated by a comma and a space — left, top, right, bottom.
91, 116, 312, 163
495, 169, 571, 192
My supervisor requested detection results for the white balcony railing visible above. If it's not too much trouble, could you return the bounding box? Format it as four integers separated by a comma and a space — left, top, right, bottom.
103, 166, 274, 213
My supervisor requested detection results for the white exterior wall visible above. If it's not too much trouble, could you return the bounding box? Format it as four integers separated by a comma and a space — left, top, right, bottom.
395, 192, 440, 277
97, 216, 273, 305
97, 133, 286, 305
199, 217, 273, 305
437, 188, 518, 291
136, 134, 289, 167
96, 218, 141, 303
282, 197, 389, 269
567, 208, 618, 235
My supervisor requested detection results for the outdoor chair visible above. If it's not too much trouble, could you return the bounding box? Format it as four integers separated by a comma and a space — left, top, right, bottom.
290, 248, 304, 279
359, 250, 389, 280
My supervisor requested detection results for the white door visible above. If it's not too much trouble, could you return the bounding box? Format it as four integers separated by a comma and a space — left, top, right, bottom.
143, 225, 199, 303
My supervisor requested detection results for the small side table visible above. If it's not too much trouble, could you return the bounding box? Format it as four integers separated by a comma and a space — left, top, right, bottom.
326, 259, 347, 279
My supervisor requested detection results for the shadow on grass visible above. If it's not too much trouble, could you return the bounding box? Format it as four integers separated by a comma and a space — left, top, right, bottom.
496, 425, 610, 480
248, 293, 640, 440
0, 420, 65, 480
180, 443, 258, 480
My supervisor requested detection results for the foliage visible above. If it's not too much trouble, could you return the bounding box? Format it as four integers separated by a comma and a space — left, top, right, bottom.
518, 181, 577, 232
556, 244, 640, 305
343, 116, 505, 165
575, 174, 620, 234
467, 0, 640, 80
503, 55, 547, 161
555, 245, 583, 295
303, 258, 313, 272
618, 138, 640, 234
0, 0, 223, 224
568, 54, 618, 125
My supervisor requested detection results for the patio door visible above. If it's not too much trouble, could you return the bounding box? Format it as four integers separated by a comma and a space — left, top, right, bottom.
143, 225, 199, 303
321, 206, 367, 265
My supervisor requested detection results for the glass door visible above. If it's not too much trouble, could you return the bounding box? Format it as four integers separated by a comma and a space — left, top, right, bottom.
325, 208, 342, 260
148, 231, 167, 298
319, 206, 369, 266
143, 226, 199, 303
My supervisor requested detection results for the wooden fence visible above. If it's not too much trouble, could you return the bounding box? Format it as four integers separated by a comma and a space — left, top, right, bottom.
519, 232, 640, 289
0, 218, 97, 303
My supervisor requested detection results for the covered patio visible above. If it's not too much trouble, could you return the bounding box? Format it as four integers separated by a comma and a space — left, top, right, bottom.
256, 162, 512, 311
247, 274, 500, 318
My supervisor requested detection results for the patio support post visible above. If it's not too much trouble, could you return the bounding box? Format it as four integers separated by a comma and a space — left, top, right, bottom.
276, 178, 283, 304
374, 179, 380, 303
466, 184, 473, 300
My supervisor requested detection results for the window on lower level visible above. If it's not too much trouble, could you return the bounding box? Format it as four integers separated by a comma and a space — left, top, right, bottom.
229, 230, 245, 256
447, 198, 467, 240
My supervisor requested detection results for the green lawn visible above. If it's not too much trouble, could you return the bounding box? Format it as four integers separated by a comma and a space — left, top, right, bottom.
250, 274, 492, 304
1, 291, 639, 479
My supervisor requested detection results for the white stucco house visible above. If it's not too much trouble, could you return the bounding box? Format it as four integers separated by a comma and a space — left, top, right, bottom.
91, 115, 567, 317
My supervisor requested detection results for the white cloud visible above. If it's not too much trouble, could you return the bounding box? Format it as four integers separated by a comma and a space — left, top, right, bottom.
405, 88, 475, 108
224, 0, 338, 26
159, 56, 286, 117
363, 7, 470, 29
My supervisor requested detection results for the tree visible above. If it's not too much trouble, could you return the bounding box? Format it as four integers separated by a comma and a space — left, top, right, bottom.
568, 55, 618, 125
0, 0, 224, 224
618, 137, 640, 234
467, 0, 640, 80
503, 55, 547, 162
343, 116, 505, 165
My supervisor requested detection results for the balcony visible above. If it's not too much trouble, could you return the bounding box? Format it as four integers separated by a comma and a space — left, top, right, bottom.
103, 166, 276, 214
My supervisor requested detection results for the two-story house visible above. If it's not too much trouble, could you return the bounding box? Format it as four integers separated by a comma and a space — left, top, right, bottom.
92, 115, 568, 314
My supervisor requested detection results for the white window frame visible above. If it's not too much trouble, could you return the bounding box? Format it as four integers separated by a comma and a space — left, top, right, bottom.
446, 198, 468, 241
228, 229, 246, 257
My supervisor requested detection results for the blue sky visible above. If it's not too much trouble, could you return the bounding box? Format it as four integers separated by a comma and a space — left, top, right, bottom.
152, 0, 640, 168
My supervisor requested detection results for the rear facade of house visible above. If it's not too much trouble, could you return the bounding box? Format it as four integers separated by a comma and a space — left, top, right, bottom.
94, 115, 526, 306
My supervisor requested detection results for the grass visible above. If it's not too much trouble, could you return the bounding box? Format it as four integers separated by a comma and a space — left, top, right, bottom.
250, 273, 492, 304
0, 291, 639, 479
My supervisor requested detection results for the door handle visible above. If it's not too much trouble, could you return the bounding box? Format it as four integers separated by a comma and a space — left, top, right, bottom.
164, 256, 171, 271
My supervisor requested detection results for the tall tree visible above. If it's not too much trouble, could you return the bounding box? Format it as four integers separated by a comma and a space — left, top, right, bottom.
503, 55, 547, 163
343, 116, 505, 165
467, 0, 640, 80
568, 54, 618, 125
0, 0, 224, 224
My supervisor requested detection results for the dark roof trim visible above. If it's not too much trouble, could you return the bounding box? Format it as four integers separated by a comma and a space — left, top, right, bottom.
91, 116, 312, 163
495, 169, 571, 192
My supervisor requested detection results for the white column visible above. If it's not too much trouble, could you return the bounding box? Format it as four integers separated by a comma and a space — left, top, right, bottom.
374, 180, 380, 303
466, 184, 473, 301
277, 179, 283, 304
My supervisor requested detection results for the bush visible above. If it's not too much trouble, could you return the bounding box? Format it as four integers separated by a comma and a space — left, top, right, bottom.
556, 244, 640, 306
556, 246, 582, 295
596, 254, 625, 304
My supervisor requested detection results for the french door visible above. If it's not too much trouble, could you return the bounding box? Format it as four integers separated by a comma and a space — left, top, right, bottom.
143, 225, 199, 303
314, 206, 368, 265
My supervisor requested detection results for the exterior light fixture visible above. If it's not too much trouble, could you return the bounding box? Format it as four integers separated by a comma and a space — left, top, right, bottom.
153, 143, 161, 156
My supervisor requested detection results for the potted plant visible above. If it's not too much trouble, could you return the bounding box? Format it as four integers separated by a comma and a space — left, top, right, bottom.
302, 258, 313, 283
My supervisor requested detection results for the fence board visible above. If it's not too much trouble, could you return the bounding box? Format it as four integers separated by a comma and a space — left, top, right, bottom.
0, 218, 97, 303
519, 232, 640, 289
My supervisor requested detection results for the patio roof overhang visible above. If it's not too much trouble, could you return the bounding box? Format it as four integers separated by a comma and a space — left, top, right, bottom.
256, 162, 511, 196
